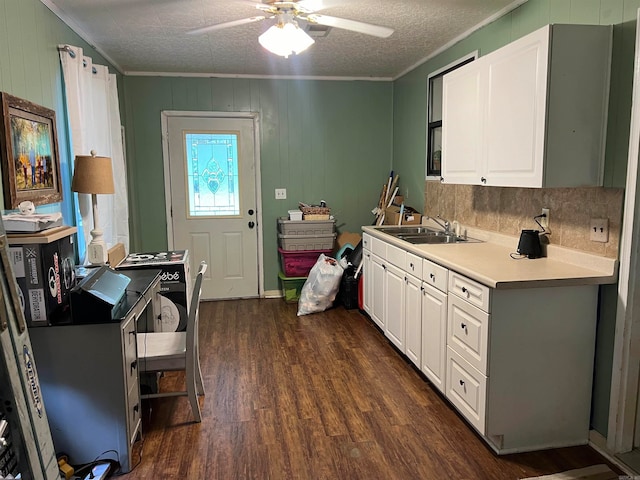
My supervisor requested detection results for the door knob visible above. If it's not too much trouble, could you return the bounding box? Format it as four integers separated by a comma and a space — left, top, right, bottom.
248, 221, 255, 229
248, 209, 254, 215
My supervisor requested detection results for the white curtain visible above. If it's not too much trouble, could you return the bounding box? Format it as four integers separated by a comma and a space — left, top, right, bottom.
58, 45, 129, 262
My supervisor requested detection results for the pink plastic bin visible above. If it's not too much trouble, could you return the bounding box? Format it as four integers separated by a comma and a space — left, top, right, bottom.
278, 247, 332, 277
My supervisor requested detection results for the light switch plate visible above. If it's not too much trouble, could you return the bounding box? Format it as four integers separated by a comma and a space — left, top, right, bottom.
275, 188, 287, 200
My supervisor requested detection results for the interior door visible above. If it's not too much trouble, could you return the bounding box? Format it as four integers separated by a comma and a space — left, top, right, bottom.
165, 115, 259, 300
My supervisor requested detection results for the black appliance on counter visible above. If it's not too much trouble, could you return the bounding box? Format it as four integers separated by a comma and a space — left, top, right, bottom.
517, 230, 542, 259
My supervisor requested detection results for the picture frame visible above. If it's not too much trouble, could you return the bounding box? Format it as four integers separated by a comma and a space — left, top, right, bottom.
0, 92, 63, 209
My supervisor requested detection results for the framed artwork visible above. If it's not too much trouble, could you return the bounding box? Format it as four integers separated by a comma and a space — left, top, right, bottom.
0, 92, 63, 209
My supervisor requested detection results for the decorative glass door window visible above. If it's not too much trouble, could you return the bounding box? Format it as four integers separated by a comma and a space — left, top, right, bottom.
184, 131, 240, 217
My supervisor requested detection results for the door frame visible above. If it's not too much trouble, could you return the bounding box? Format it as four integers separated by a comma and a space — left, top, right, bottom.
160, 110, 264, 298
608, 9, 640, 455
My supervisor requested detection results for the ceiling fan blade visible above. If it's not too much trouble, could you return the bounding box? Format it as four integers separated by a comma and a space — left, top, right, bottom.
187, 16, 266, 35
307, 14, 394, 38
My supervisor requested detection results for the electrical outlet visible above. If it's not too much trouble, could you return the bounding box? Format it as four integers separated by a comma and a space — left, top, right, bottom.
590, 218, 609, 243
540, 208, 550, 230
275, 188, 287, 200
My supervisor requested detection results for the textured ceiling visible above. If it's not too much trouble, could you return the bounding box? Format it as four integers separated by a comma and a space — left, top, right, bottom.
42, 0, 524, 79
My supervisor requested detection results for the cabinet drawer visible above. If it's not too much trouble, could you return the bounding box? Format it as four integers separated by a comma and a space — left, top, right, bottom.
122, 317, 138, 392
446, 347, 486, 434
371, 236, 387, 258
127, 385, 141, 445
448, 294, 489, 374
386, 243, 406, 269
422, 259, 448, 292
405, 252, 422, 277
362, 232, 372, 251
448, 272, 490, 312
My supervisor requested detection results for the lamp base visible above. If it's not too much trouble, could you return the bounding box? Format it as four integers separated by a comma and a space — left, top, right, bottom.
87, 242, 108, 265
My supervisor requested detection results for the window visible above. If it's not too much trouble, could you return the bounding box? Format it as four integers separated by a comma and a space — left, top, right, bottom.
185, 131, 240, 217
426, 52, 477, 179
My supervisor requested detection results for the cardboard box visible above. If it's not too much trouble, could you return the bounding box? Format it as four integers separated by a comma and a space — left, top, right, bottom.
383, 206, 422, 226
116, 250, 191, 332
8, 227, 77, 326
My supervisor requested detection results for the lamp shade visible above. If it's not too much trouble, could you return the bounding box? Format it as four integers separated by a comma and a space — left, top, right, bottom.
71, 151, 115, 194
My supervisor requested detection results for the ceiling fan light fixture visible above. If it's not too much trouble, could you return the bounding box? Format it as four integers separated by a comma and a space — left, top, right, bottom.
258, 19, 315, 58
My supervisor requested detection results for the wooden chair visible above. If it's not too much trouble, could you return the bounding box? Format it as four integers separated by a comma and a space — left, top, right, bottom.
137, 261, 207, 422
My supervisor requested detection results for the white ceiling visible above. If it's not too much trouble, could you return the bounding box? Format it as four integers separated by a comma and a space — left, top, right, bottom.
42, 0, 525, 80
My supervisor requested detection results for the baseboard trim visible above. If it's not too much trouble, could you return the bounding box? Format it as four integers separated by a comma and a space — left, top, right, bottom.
589, 430, 637, 476
263, 289, 282, 299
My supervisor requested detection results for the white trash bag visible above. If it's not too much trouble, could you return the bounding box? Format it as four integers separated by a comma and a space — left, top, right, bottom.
297, 254, 344, 316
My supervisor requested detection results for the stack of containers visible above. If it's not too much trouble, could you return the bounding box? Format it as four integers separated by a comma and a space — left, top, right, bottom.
277, 215, 336, 303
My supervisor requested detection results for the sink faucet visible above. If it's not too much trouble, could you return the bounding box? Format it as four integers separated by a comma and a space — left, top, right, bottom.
427, 215, 451, 233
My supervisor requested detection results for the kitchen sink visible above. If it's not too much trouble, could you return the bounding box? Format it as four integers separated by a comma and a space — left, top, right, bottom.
376, 226, 481, 244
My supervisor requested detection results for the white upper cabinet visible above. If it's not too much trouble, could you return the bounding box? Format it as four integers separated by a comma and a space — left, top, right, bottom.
441, 24, 612, 188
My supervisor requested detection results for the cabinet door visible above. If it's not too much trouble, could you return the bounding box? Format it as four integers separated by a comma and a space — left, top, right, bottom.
484, 26, 549, 187
370, 254, 386, 329
421, 283, 447, 392
404, 274, 422, 368
363, 250, 372, 315
384, 263, 405, 352
441, 59, 485, 185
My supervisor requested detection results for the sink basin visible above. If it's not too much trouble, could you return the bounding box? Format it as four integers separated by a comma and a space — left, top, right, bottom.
375, 226, 481, 244
376, 226, 438, 235
397, 233, 466, 244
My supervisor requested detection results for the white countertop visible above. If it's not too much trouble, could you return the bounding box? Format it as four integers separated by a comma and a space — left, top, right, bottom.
362, 225, 618, 289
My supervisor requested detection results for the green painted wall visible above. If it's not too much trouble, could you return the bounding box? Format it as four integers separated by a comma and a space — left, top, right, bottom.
392, 0, 640, 438
0, 0, 119, 222
122, 76, 393, 291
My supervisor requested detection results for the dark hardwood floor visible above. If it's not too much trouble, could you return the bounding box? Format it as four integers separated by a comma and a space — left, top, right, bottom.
120, 299, 621, 479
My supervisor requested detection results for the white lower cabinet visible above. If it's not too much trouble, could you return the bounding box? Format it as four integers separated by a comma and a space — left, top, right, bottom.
384, 263, 405, 351
446, 273, 599, 454
404, 273, 422, 367
362, 231, 601, 454
370, 253, 386, 329
421, 282, 447, 392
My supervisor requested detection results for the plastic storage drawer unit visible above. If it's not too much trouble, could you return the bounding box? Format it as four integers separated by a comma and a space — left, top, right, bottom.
278, 233, 336, 251
277, 217, 335, 236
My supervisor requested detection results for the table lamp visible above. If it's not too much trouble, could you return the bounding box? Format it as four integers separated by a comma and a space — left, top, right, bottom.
71, 150, 115, 265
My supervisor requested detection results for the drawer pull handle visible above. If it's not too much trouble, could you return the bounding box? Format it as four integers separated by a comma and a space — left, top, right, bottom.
133, 404, 139, 413
409, 262, 414, 269
382, 264, 387, 270
131, 360, 138, 373
460, 323, 467, 330
481, 177, 487, 184
429, 273, 435, 280
459, 380, 465, 387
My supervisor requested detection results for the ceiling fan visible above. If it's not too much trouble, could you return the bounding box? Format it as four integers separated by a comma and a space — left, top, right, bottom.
187, 0, 394, 57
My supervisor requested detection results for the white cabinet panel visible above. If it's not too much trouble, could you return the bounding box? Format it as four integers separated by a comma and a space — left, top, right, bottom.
447, 347, 487, 434
405, 273, 422, 367
421, 283, 447, 392
441, 59, 484, 185
449, 271, 491, 312
370, 254, 386, 329
447, 294, 489, 374
384, 263, 405, 351
422, 258, 448, 293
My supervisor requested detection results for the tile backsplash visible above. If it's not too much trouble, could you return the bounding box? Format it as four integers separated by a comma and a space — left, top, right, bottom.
424, 182, 624, 258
